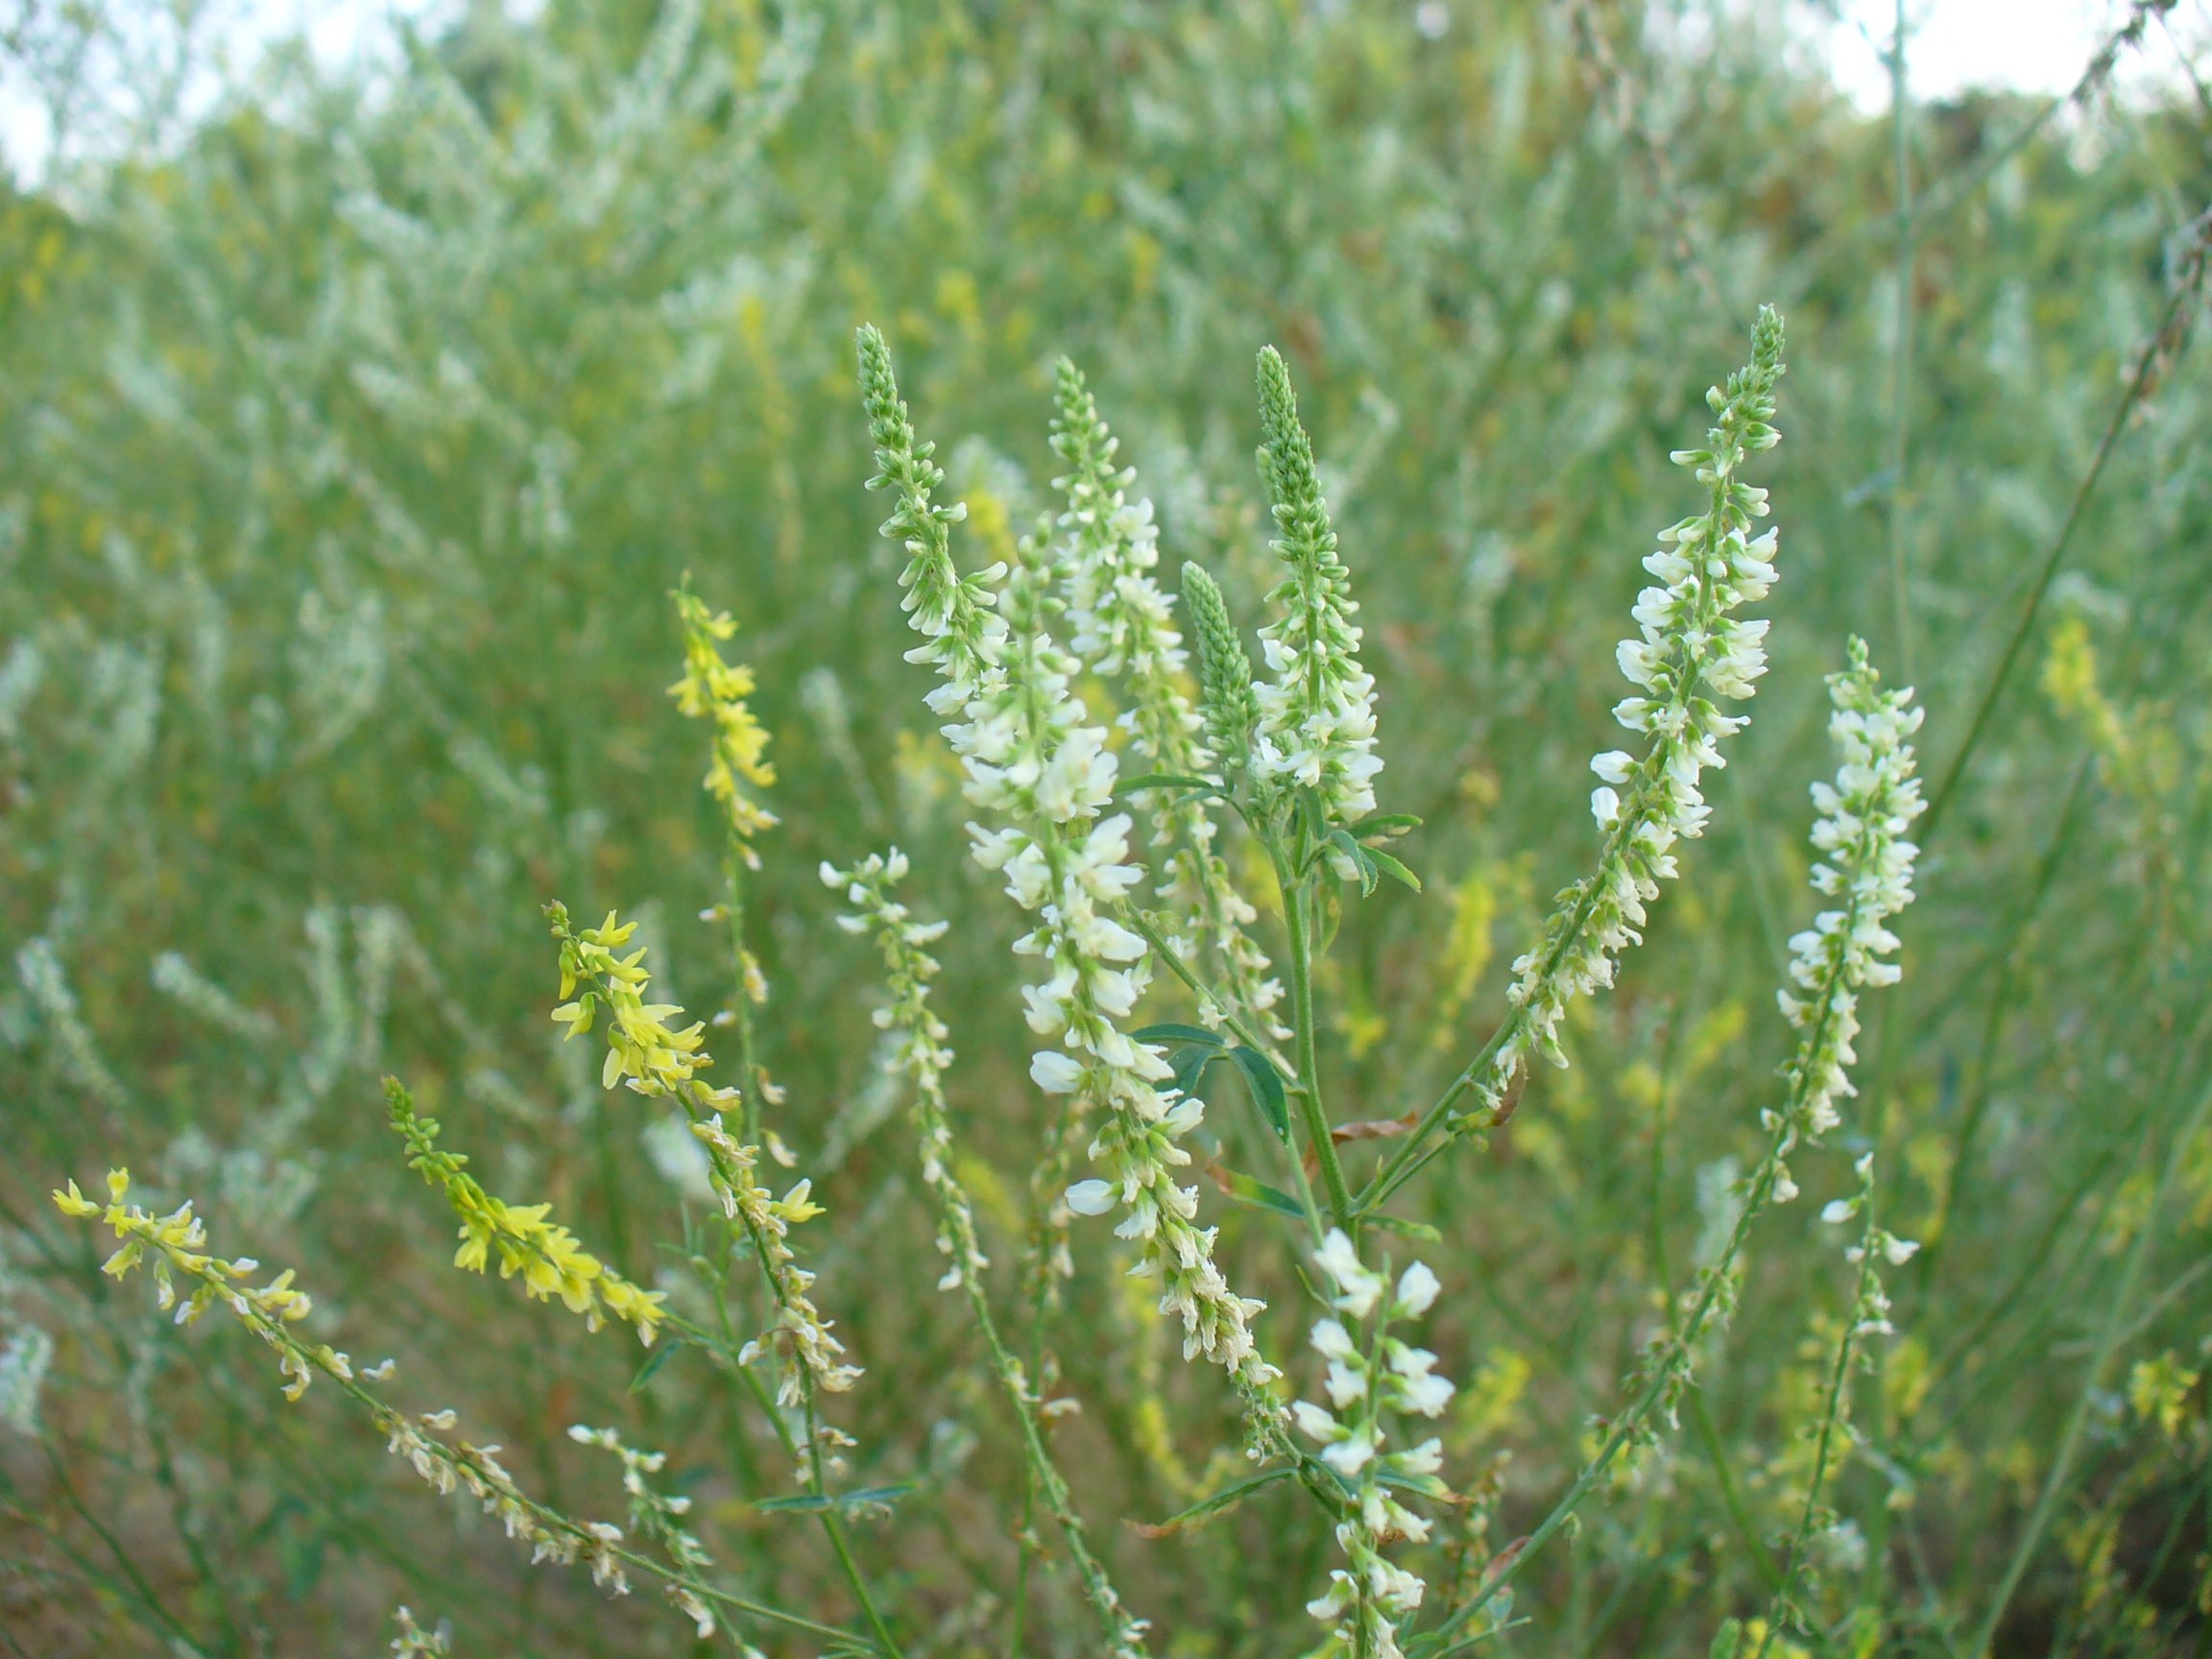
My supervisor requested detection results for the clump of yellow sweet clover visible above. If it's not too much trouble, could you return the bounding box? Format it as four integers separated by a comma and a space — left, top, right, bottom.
550, 907, 710, 1094
669, 583, 778, 863
54, 1169, 342, 1400
544, 902, 859, 1409
385, 1080, 667, 1344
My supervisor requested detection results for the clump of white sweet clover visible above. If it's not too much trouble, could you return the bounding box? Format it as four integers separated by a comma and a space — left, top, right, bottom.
1293, 1229, 1456, 1659
857, 326, 1285, 1446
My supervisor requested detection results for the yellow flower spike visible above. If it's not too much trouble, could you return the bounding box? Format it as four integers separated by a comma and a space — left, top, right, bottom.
51, 1172, 333, 1399
669, 583, 780, 864
385, 1079, 667, 1345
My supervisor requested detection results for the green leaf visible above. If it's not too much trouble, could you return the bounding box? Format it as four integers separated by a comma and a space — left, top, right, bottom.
1130, 1467, 1295, 1536
1171, 1046, 1218, 1101
753, 1492, 833, 1514
1374, 1465, 1453, 1502
1360, 813, 1425, 835
1225, 1046, 1290, 1142
629, 1333, 696, 1393
755, 1482, 915, 1519
1328, 830, 1381, 896
1362, 1212, 1443, 1244
1363, 846, 1423, 892
1207, 1164, 1306, 1221
1132, 1022, 1225, 1050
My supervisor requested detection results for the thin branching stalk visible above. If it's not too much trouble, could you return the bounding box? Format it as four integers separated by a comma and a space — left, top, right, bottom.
829, 851, 1153, 1658
1962, 1071, 2212, 1655
51, 1175, 873, 1652
1920, 207, 2210, 846
1427, 638, 1924, 1647
1365, 311, 1789, 1215
1886, 0, 1916, 681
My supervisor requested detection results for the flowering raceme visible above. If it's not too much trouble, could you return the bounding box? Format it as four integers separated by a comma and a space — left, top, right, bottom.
549, 905, 710, 1095
1369, 310, 1790, 1212
823, 850, 982, 1297
1252, 347, 1383, 830
1049, 360, 1285, 1041
1523, 306, 1785, 1079
1777, 636, 1926, 1141
386, 1080, 667, 1343
828, 848, 1154, 1659
1292, 1230, 1455, 1659
668, 584, 779, 861
53, 1168, 339, 1400
858, 325, 1283, 1436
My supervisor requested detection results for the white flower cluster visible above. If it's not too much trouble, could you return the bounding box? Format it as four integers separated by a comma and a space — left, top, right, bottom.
1455, 309, 1788, 1134
859, 328, 1282, 1431
1777, 636, 1925, 1142
569, 1424, 716, 1637
829, 848, 1156, 1659
389, 1606, 451, 1657
1252, 346, 1383, 829
0, 1323, 54, 1435
1050, 360, 1285, 1039
1821, 1154, 1921, 1333
822, 851, 983, 1295
1610, 634, 1923, 1469
1292, 1230, 1455, 1659
380, 1407, 630, 1594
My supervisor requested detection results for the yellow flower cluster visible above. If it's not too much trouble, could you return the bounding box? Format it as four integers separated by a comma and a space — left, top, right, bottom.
544, 900, 858, 1432
548, 903, 710, 1096
53, 1169, 345, 1400
669, 586, 779, 864
385, 1081, 667, 1344
691, 1114, 859, 1407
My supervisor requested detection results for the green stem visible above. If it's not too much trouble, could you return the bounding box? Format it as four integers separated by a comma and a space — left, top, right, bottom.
1431, 875, 1880, 1647
1121, 900, 1325, 1239
36, 1434, 208, 1655
719, 1141, 905, 1659
1920, 757, 2092, 1278
1919, 265, 2200, 850
723, 833, 766, 1143
1284, 878, 1354, 1229
1688, 1388, 1783, 1593
1887, 0, 1916, 682
1754, 1196, 1884, 1657
1962, 1072, 2212, 1656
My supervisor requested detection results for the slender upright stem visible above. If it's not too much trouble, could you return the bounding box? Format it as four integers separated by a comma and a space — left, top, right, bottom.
1755, 1199, 1883, 1658
1964, 1073, 2212, 1656
714, 1144, 905, 1659
1887, 0, 1916, 680
723, 833, 766, 1142
1284, 877, 1354, 1228
1920, 260, 2202, 848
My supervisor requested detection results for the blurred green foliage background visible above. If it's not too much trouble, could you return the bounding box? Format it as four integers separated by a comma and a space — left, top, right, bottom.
4, 0, 2212, 1653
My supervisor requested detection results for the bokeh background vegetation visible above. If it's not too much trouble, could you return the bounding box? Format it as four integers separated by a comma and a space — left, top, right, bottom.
4, 0, 2212, 1652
